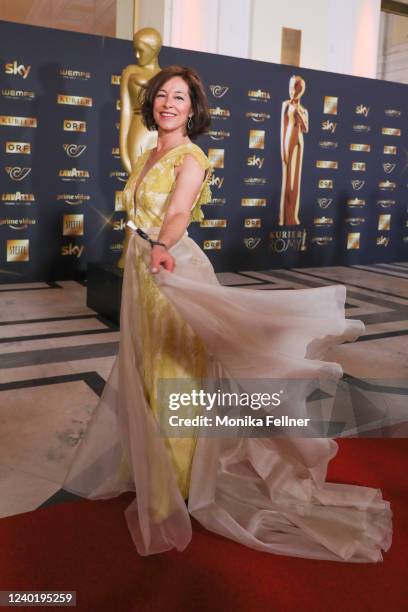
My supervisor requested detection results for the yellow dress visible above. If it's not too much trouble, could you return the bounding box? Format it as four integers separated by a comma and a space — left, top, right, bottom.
63, 143, 392, 562
121, 143, 213, 500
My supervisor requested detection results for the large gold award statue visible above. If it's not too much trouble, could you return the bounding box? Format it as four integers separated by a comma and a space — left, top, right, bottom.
279, 75, 309, 226
118, 27, 162, 267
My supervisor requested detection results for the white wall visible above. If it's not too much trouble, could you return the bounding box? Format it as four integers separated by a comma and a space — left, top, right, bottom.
120, 0, 383, 78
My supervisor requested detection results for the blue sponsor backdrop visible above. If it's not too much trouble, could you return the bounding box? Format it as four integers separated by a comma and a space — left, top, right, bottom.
0, 19, 407, 281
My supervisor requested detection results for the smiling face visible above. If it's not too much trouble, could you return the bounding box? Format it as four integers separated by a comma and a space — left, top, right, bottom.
152, 76, 193, 136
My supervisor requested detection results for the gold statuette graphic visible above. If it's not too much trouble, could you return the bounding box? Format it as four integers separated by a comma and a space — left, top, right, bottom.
208, 148, 224, 168
63, 214, 84, 236
347, 233, 360, 249
323, 96, 338, 115
118, 27, 162, 268
7, 239, 29, 261
378, 214, 391, 231
279, 75, 309, 226
248, 130, 265, 149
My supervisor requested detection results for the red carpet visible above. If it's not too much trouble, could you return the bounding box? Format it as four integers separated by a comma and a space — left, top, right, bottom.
1, 439, 407, 612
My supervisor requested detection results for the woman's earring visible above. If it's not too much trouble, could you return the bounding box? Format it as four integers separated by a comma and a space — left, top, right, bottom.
187, 116, 193, 131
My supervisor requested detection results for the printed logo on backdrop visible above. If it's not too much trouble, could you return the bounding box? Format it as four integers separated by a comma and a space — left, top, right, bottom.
244, 237, 261, 249
209, 175, 224, 189
6, 239, 29, 261
57, 95, 92, 107
57, 194, 90, 206
347, 198, 365, 207
382, 127, 401, 136
0, 116, 37, 127
384, 145, 397, 155
207, 149, 224, 168
347, 232, 360, 249
61, 243, 84, 257
63, 144, 87, 158
244, 178, 267, 185
383, 163, 396, 174
317, 198, 333, 209
63, 120, 86, 132
379, 180, 396, 191
209, 107, 230, 119
247, 89, 271, 102
111, 75, 121, 85
4, 61, 31, 79
112, 218, 127, 230
355, 104, 369, 116
316, 161, 338, 169
203, 240, 221, 250
209, 85, 229, 98
241, 198, 266, 207
353, 125, 371, 133
244, 219, 262, 228
321, 120, 336, 133
351, 180, 365, 190
378, 214, 391, 231
314, 216, 333, 226
377, 236, 390, 246
5, 167, 31, 181
200, 219, 227, 228
384, 109, 401, 117
377, 200, 396, 208
5, 142, 31, 154
110, 171, 128, 182
350, 143, 370, 152
318, 179, 333, 189
208, 197, 226, 206
269, 230, 307, 253
2, 89, 35, 100
1, 192, 34, 205
0, 217, 36, 230
352, 162, 366, 172
311, 236, 333, 246
248, 130, 265, 149
208, 130, 230, 140
112, 147, 120, 157
247, 155, 264, 168
63, 214, 84, 236
345, 217, 365, 226
59, 168, 90, 181
323, 96, 338, 115
60, 68, 91, 80
245, 112, 270, 122
319, 141, 338, 149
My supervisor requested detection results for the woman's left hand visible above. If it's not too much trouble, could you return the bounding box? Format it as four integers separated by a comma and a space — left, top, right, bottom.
150, 245, 175, 273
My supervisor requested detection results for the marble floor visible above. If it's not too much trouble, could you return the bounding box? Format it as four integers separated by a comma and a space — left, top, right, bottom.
0, 263, 407, 520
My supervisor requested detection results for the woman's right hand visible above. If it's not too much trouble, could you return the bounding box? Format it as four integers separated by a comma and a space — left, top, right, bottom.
150, 245, 175, 273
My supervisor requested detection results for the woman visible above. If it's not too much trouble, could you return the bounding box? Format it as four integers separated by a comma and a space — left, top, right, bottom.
63, 66, 392, 562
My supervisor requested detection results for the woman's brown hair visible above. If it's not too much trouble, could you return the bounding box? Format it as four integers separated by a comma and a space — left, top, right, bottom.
140, 65, 211, 139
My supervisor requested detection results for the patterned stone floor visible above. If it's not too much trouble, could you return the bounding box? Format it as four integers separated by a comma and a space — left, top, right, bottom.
0, 263, 407, 519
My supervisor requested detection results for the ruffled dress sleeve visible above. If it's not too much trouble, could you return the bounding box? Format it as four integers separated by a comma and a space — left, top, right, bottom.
173, 145, 213, 222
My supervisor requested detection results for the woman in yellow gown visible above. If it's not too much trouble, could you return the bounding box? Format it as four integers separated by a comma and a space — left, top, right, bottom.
63, 66, 392, 562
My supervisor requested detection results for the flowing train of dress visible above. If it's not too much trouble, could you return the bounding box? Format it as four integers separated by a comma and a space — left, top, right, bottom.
63, 228, 392, 562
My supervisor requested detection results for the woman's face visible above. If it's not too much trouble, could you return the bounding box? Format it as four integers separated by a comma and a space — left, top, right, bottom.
153, 76, 193, 135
